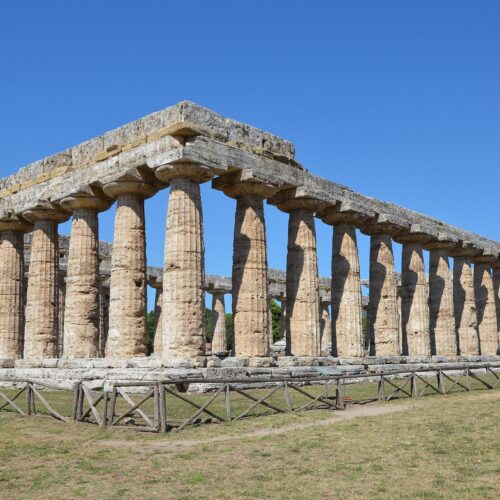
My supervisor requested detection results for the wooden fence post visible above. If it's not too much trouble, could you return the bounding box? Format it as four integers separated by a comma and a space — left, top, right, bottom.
159, 384, 167, 433
378, 376, 385, 401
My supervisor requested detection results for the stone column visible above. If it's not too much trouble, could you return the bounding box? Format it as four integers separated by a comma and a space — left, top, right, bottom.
270, 190, 322, 357
103, 170, 156, 358
426, 237, 457, 356
213, 171, 280, 358
473, 254, 498, 355
0, 215, 32, 359
60, 188, 110, 358
57, 271, 66, 357
211, 290, 227, 354
152, 283, 163, 354
451, 243, 479, 355
320, 299, 332, 354
394, 227, 433, 357
493, 262, 500, 355
23, 202, 69, 359
155, 163, 212, 360
279, 297, 287, 341
321, 205, 369, 358
98, 280, 110, 357
362, 215, 405, 357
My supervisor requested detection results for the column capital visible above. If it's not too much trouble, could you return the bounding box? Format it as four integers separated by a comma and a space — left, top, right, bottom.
491, 258, 500, 270
155, 161, 214, 184
423, 233, 459, 251
212, 169, 283, 199
448, 240, 480, 259
393, 224, 438, 244
101, 168, 158, 199
22, 199, 70, 224
0, 210, 33, 233
361, 213, 409, 236
320, 201, 375, 226
470, 247, 498, 264
267, 187, 326, 213
59, 185, 112, 212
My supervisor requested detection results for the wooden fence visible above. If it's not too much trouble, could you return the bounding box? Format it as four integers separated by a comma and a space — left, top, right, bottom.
0, 364, 498, 433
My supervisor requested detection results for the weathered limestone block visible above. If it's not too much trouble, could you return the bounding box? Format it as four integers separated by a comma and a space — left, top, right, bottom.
320, 301, 332, 353
152, 285, 163, 354
400, 243, 430, 356
367, 234, 401, 356
330, 225, 364, 357
474, 262, 498, 355
60, 189, 110, 358
0, 216, 32, 359
103, 171, 156, 358
453, 257, 479, 355
211, 291, 227, 353
23, 203, 69, 359
156, 163, 211, 359
428, 245, 457, 356
213, 170, 281, 357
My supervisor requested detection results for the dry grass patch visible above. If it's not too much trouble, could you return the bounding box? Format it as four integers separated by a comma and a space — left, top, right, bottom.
0, 388, 498, 499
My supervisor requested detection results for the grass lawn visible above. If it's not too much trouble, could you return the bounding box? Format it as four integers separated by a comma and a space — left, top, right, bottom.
0, 384, 498, 499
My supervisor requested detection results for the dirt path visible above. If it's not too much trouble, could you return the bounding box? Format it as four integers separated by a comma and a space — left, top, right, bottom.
95, 402, 416, 453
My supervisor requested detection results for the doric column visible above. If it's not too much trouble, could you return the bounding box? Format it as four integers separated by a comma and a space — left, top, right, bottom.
60, 187, 110, 358
0, 213, 32, 359
320, 298, 332, 354
269, 189, 323, 356
450, 242, 479, 355
362, 214, 407, 356
472, 249, 498, 355
493, 261, 500, 354
151, 282, 163, 354
98, 279, 110, 357
322, 204, 369, 358
22, 201, 69, 359
210, 290, 227, 354
394, 225, 434, 357
425, 235, 458, 356
155, 163, 212, 359
213, 170, 281, 358
103, 169, 157, 358
279, 297, 287, 341
57, 271, 66, 357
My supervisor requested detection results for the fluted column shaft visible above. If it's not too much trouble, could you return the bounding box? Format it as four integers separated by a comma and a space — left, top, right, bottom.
474, 263, 498, 355
453, 258, 479, 355
429, 249, 456, 356
401, 243, 430, 356
368, 234, 400, 356
106, 193, 148, 357
320, 302, 332, 353
232, 195, 270, 357
280, 300, 287, 341
0, 230, 26, 358
331, 225, 364, 357
24, 220, 60, 358
63, 208, 100, 357
494, 267, 500, 352
285, 209, 320, 356
162, 178, 205, 358
153, 286, 163, 354
211, 292, 227, 353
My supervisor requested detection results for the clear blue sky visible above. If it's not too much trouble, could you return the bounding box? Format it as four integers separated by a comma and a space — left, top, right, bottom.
1, 1, 498, 310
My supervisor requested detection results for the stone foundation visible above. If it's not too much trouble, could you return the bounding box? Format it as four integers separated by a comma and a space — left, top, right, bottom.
1, 356, 498, 391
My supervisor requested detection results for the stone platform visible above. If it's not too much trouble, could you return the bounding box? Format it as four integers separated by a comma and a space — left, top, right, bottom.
0, 356, 498, 392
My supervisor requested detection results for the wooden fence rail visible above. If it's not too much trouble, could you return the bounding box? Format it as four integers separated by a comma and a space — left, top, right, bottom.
0, 364, 499, 433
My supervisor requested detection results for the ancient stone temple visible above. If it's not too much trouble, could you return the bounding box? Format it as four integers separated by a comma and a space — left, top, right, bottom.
0, 101, 498, 376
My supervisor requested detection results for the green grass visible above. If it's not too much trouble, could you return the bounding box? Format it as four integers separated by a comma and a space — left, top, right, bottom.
0, 380, 498, 499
